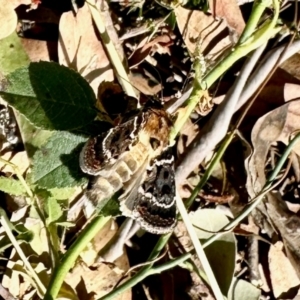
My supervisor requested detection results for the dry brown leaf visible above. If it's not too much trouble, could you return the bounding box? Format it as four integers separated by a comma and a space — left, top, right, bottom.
3, 258, 23, 299
20, 39, 51, 62
128, 73, 162, 95
0, 1, 17, 40
129, 35, 173, 68
58, 2, 114, 95
208, 0, 245, 35
280, 53, 300, 82
269, 241, 300, 298
65, 220, 131, 299
245, 100, 300, 280
0, 151, 30, 174
285, 201, 300, 214
175, 6, 231, 59
177, 117, 199, 154
247, 100, 300, 199
284, 83, 300, 102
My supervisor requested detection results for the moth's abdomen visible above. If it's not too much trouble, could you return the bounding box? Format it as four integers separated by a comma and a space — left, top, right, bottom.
83, 142, 148, 217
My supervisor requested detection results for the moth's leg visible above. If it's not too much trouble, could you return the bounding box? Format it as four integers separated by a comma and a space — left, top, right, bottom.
97, 218, 141, 263
67, 194, 86, 221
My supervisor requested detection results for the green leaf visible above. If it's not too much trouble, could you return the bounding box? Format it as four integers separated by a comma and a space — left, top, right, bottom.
190, 209, 236, 296
49, 187, 77, 200
16, 113, 53, 159
47, 198, 63, 225
100, 192, 121, 217
31, 131, 88, 189
0, 32, 29, 75
0, 61, 97, 130
0, 177, 27, 196
228, 278, 261, 300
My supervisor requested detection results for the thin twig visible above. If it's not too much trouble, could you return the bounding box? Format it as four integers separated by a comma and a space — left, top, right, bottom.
237, 39, 300, 110
86, 0, 137, 99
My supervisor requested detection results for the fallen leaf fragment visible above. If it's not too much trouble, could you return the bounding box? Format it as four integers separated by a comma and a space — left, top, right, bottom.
0, 151, 29, 175
280, 53, 300, 81
247, 100, 300, 198
175, 6, 231, 58
129, 34, 173, 68
269, 241, 300, 298
208, 0, 245, 35
0, 1, 17, 40
284, 83, 300, 102
20, 39, 51, 62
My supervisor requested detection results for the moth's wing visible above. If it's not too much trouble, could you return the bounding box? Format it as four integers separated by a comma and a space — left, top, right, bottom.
132, 148, 177, 234
119, 154, 150, 217
79, 114, 142, 175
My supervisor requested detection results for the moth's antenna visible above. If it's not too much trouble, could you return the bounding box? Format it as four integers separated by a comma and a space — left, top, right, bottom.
147, 64, 164, 103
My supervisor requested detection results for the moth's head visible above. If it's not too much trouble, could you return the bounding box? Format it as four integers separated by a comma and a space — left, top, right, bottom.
143, 97, 164, 109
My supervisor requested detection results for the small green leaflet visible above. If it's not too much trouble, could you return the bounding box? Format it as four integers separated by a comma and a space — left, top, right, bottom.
0, 177, 27, 196
46, 198, 63, 225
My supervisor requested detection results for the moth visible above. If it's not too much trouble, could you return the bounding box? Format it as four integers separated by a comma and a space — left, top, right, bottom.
79, 103, 177, 234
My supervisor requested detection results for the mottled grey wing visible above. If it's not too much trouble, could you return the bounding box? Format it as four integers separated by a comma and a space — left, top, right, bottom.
130, 148, 177, 234
79, 114, 142, 175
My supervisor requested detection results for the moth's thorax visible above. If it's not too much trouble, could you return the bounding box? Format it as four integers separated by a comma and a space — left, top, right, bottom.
143, 108, 171, 139
138, 108, 171, 155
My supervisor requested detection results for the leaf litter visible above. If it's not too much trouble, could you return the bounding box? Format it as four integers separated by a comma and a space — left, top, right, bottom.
0, 0, 300, 299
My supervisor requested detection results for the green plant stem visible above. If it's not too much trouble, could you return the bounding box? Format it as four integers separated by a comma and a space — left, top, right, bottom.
201, 22, 280, 90
169, 67, 204, 142
147, 232, 173, 260
202, 132, 300, 246
44, 215, 110, 300
185, 132, 235, 208
0, 157, 59, 269
0, 208, 47, 295
99, 232, 172, 300
237, 0, 271, 45
201, 0, 280, 89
